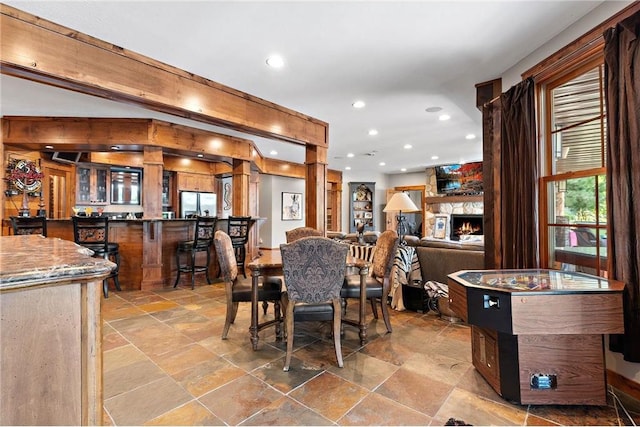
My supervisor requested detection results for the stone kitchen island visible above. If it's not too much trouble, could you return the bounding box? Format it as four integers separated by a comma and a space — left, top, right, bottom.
0, 235, 115, 425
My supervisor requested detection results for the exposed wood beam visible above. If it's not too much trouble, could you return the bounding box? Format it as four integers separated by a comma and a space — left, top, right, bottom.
0, 4, 328, 148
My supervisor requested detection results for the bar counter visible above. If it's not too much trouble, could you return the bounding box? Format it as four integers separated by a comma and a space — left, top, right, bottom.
40, 217, 263, 291
0, 235, 114, 425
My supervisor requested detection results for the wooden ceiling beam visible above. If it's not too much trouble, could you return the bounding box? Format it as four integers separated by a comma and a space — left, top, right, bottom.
0, 4, 328, 148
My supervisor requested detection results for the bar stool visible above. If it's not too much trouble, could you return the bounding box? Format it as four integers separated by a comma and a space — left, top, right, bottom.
72, 215, 121, 298
227, 216, 251, 278
10, 216, 47, 236
174, 215, 217, 289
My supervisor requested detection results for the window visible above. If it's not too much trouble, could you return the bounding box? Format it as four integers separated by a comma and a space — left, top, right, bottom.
540, 60, 608, 276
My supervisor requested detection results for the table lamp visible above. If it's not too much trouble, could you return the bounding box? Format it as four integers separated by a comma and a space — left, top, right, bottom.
383, 192, 419, 244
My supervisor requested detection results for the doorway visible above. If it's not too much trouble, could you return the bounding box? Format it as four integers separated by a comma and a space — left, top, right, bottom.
385, 185, 426, 238
43, 164, 73, 219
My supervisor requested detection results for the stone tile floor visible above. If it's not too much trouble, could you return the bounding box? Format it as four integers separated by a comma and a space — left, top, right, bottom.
101, 278, 639, 426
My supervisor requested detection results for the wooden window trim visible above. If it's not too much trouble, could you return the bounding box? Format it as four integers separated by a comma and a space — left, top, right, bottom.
523, 2, 640, 82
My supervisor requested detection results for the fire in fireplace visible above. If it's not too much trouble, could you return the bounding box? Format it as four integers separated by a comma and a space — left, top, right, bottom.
450, 214, 483, 240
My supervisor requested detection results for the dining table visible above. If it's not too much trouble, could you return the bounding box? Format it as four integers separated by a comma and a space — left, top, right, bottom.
247, 249, 370, 350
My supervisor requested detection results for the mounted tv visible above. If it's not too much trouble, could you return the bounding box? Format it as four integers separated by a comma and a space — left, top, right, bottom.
435, 162, 483, 195
51, 152, 82, 164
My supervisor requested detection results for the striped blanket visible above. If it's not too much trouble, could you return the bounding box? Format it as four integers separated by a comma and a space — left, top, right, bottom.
389, 245, 422, 311
348, 244, 377, 263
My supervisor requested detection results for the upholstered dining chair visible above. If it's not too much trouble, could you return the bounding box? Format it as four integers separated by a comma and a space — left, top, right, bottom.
341, 229, 399, 333
280, 236, 349, 371
285, 226, 323, 243
214, 230, 283, 340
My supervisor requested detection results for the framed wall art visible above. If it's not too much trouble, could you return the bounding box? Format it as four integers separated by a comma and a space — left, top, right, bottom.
282, 192, 302, 220
433, 214, 448, 239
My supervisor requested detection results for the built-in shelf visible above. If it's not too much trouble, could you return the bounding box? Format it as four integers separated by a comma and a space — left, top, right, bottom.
425, 194, 484, 204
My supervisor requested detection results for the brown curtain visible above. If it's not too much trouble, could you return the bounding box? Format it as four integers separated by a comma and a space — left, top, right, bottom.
499, 78, 539, 269
604, 11, 640, 362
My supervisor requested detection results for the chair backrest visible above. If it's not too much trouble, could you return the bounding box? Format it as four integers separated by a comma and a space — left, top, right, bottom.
227, 216, 251, 245
72, 215, 110, 249
10, 216, 47, 236
194, 216, 217, 246
285, 226, 322, 243
280, 237, 349, 304
214, 230, 238, 282
371, 229, 400, 280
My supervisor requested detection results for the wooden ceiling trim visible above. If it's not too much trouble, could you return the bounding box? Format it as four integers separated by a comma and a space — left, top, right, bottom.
0, 4, 328, 148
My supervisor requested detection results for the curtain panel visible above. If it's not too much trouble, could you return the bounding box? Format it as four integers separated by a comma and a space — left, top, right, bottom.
499, 78, 539, 269
604, 11, 640, 362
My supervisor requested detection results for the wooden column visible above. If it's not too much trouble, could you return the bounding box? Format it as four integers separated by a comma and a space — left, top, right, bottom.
143, 145, 163, 219
482, 98, 502, 269
305, 145, 327, 232
141, 146, 164, 289
249, 172, 261, 260
232, 159, 250, 216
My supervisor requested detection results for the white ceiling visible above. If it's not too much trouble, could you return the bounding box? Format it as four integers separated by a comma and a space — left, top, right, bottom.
1, 1, 610, 174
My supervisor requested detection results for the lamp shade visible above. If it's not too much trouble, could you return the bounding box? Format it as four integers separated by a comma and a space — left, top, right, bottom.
383, 192, 419, 213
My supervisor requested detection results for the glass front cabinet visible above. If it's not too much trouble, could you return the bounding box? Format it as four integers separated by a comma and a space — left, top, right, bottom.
349, 182, 375, 232
76, 165, 109, 205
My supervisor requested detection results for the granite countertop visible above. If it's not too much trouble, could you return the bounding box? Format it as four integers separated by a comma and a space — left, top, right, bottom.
0, 235, 116, 290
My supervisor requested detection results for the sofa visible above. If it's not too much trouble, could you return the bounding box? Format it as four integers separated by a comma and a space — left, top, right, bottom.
390, 236, 485, 317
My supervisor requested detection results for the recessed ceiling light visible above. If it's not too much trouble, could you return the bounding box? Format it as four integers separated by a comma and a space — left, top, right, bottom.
345, 166, 351, 170
425, 106, 443, 113
379, 162, 386, 166
347, 153, 354, 158
352, 100, 366, 109
197, 154, 204, 158
400, 168, 407, 172
439, 114, 451, 121
431, 155, 439, 160
404, 144, 412, 149
465, 134, 476, 140
45, 145, 54, 149
270, 150, 278, 155
368, 129, 378, 136
266, 55, 284, 68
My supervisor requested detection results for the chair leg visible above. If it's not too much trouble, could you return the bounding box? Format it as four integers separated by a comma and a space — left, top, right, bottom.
222, 300, 239, 339
332, 298, 344, 368
174, 249, 182, 288
112, 251, 121, 291
103, 279, 109, 298
283, 302, 295, 371
281, 293, 289, 339
262, 301, 269, 315
274, 299, 282, 339
380, 298, 393, 333
370, 297, 379, 319
230, 301, 240, 324
205, 247, 212, 285
190, 250, 196, 290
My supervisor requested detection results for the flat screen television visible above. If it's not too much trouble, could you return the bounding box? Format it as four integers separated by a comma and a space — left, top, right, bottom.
435, 162, 483, 195
52, 152, 82, 164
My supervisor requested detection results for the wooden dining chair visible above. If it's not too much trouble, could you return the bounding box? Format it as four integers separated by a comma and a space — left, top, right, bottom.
10, 216, 47, 236
72, 215, 121, 298
280, 236, 349, 371
341, 229, 399, 333
214, 230, 283, 340
227, 216, 251, 278
174, 215, 217, 289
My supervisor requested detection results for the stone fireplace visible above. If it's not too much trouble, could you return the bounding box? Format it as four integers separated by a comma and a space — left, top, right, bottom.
450, 214, 483, 241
